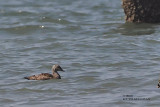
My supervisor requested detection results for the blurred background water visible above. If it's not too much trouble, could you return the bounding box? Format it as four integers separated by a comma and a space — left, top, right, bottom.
0, 0, 160, 106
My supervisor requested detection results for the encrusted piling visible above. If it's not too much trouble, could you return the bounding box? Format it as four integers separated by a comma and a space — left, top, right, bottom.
122, 0, 160, 23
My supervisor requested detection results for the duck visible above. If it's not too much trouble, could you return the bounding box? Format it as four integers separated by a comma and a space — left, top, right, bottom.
158, 80, 160, 88
24, 64, 65, 80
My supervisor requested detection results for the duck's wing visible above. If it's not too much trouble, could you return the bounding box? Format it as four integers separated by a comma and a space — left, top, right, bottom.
24, 73, 53, 80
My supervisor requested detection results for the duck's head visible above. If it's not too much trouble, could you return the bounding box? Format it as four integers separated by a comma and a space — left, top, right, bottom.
52, 64, 65, 72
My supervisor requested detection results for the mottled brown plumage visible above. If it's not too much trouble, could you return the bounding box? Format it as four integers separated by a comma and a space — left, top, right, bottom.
158, 80, 160, 88
24, 64, 64, 80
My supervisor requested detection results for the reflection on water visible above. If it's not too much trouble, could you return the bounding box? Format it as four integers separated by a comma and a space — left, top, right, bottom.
115, 23, 156, 36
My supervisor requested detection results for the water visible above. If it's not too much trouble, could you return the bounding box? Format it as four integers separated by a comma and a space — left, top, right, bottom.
0, 0, 160, 106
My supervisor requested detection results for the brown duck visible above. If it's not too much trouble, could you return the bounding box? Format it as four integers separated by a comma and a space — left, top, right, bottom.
24, 64, 65, 80
158, 80, 160, 88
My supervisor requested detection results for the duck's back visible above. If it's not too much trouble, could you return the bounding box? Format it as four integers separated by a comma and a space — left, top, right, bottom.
24, 73, 54, 80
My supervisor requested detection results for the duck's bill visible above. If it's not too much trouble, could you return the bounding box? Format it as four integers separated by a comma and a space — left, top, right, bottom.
60, 68, 65, 72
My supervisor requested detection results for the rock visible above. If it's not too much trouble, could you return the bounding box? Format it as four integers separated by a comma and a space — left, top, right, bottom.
122, 0, 160, 23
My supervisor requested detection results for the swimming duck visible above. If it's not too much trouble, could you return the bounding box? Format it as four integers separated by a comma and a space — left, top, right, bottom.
158, 80, 160, 88
24, 64, 65, 80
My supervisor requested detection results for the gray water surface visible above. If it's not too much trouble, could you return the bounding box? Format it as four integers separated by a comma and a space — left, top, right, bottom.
0, 0, 160, 107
